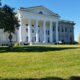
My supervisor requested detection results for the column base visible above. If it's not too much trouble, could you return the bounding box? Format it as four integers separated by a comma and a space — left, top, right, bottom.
18, 42, 23, 45
35, 42, 39, 44
29, 42, 33, 45
43, 41, 46, 43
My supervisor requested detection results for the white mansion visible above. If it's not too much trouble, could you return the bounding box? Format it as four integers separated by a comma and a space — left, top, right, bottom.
0, 6, 75, 45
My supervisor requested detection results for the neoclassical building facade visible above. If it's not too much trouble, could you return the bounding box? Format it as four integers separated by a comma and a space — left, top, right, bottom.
0, 6, 75, 45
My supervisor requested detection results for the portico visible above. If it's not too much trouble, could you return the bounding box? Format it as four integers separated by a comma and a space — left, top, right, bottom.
18, 20, 59, 44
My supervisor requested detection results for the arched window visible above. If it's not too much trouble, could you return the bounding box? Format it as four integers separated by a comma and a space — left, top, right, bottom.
39, 11, 43, 14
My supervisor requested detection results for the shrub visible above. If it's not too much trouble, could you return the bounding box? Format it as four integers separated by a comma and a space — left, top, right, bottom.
13, 43, 20, 47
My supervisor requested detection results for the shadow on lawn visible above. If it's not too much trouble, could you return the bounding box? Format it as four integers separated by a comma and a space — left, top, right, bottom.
0, 77, 64, 80
0, 46, 79, 53
0, 76, 80, 80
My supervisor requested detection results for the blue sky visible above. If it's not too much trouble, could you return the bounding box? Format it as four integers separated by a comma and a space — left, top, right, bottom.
1, 0, 80, 41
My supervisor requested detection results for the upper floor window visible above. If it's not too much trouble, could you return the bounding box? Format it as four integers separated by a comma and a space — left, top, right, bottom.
62, 27, 64, 32
38, 11, 43, 14
65, 28, 67, 32
26, 24, 28, 26
32, 29, 34, 33
32, 25, 34, 27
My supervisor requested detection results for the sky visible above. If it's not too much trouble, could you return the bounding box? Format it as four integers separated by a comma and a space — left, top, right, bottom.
1, 0, 80, 41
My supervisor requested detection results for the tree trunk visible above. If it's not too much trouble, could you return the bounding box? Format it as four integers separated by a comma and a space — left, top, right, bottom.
8, 33, 13, 47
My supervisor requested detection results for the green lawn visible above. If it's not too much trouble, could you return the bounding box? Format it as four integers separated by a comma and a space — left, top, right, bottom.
0, 45, 80, 80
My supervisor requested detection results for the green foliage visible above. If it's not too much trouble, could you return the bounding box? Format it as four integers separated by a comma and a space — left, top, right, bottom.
13, 43, 20, 47
0, 5, 19, 33
0, 4, 19, 47
0, 0, 1, 6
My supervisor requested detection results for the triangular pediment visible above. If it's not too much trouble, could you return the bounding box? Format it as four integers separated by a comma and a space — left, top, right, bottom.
20, 6, 60, 17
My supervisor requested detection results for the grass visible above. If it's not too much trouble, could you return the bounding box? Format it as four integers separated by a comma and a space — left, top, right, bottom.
0, 45, 80, 80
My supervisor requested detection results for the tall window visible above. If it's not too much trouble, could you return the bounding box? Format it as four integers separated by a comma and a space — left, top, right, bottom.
53, 27, 55, 31
39, 38, 40, 42
38, 25, 40, 27
32, 29, 34, 33
48, 30, 50, 35
65, 28, 67, 32
58, 27, 60, 32
46, 30, 47, 34
70, 36, 73, 43
70, 28, 72, 32
62, 27, 64, 32
35, 37, 36, 41
26, 28, 28, 32
48, 38, 50, 43
26, 36, 28, 42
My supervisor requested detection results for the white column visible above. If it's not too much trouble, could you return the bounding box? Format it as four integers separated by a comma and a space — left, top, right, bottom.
35, 20, 39, 43
28, 19, 32, 43
56, 21, 59, 43
19, 22, 22, 44
43, 20, 46, 43
50, 21, 53, 43
18, 13, 22, 44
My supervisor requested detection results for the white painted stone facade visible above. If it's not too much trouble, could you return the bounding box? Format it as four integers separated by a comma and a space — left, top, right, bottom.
0, 6, 75, 45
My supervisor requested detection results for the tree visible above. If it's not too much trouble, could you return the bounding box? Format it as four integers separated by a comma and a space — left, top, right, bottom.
0, 0, 3, 29
0, 5, 19, 47
0, 0, 1, 6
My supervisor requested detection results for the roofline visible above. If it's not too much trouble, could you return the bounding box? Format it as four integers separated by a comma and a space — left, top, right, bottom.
59, 20, 75, 25
18, 5, 60, 17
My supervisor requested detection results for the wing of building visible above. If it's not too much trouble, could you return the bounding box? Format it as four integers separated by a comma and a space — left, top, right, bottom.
0, 6, 75, 45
